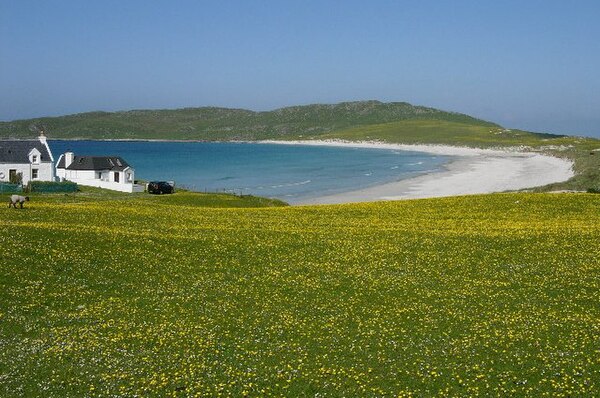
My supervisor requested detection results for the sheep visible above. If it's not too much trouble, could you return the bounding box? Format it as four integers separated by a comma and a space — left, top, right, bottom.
8, 195, 29, 209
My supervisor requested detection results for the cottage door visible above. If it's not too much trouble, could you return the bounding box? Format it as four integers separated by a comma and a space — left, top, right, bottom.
114, 172, 120, 183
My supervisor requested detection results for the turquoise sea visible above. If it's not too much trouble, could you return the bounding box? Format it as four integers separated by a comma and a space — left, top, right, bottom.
49, 141, 451, 203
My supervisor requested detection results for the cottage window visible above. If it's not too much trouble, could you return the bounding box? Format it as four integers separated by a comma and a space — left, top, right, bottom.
32, 169, 39, 179
32, 155, 38, 163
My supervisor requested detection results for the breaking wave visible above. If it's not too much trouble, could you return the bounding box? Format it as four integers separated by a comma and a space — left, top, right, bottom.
270, 180, 312, 188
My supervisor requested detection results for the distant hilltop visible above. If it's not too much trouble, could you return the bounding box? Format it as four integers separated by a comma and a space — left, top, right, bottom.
0, 100, 565, 146
0, 100, 497, 139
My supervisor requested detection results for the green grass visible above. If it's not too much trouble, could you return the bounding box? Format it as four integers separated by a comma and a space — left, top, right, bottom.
39, 186, 288, 208
323, 120, 562, 147
1, 192, 599, 396
0, 101, 498, 141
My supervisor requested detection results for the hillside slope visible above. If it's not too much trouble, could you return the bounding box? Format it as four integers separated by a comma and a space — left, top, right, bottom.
0, 100, 498, 140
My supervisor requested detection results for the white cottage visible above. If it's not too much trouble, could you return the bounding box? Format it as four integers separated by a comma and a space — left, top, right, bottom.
0, 133, 55, 184
56, 152, 142, 193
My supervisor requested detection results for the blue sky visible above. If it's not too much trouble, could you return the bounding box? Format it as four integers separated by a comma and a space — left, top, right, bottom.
1, 0, 599, 137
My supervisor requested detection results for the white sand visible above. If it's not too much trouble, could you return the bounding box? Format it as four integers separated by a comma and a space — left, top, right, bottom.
259, 140, 575, 204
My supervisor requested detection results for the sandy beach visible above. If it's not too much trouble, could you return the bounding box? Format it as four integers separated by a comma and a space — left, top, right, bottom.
260, 140, 575, 204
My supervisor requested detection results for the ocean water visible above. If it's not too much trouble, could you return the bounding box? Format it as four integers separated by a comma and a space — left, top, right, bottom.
49, 141, 451, 203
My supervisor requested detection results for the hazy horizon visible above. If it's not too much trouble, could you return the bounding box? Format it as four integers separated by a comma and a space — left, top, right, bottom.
2, 1, 599, 138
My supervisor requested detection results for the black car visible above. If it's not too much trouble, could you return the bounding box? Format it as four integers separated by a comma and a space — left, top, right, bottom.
147, 181, 174, 194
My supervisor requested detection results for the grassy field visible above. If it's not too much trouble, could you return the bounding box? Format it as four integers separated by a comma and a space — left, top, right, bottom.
32, 187, 288, 209
1, 191, 599, 396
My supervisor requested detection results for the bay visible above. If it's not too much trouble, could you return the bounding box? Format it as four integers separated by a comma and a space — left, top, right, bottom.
48, 140, 451, 203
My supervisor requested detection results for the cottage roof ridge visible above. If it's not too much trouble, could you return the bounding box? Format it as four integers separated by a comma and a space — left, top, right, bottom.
57, 153, 130, 171
0, 139, 53, 163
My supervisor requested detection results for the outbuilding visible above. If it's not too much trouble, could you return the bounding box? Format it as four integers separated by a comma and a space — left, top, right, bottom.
56, 152, 143, 193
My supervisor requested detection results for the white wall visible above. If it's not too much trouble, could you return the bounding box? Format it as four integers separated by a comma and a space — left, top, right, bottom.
0, 162, 54, 184
58, 167, 139, 193
67, 178, 137, 193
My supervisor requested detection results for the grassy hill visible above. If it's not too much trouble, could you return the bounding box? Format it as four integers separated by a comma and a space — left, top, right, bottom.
1, 191, 599, 396
0, 100, 499, 141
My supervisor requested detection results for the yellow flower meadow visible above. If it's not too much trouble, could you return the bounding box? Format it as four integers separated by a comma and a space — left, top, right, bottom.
0, 192, 599, 397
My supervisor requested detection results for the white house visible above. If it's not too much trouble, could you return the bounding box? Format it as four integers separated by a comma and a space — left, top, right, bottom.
56, 152, 143, 193
0, 133, 55, 185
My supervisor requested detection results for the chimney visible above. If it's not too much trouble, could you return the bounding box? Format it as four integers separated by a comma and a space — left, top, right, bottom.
65, 151, 74, 167
38, 130, 47, 145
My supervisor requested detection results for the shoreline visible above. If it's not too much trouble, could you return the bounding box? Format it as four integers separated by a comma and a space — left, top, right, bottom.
48, 138, 213, 143
258, 140, 575, 204
48, 137, 575, 204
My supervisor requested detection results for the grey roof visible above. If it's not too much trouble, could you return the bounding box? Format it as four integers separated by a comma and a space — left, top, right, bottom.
0, 140, 52, 163
57, 155, 130, 171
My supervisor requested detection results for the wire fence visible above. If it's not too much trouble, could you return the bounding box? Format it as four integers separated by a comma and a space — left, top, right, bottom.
178, 184, 251, 197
